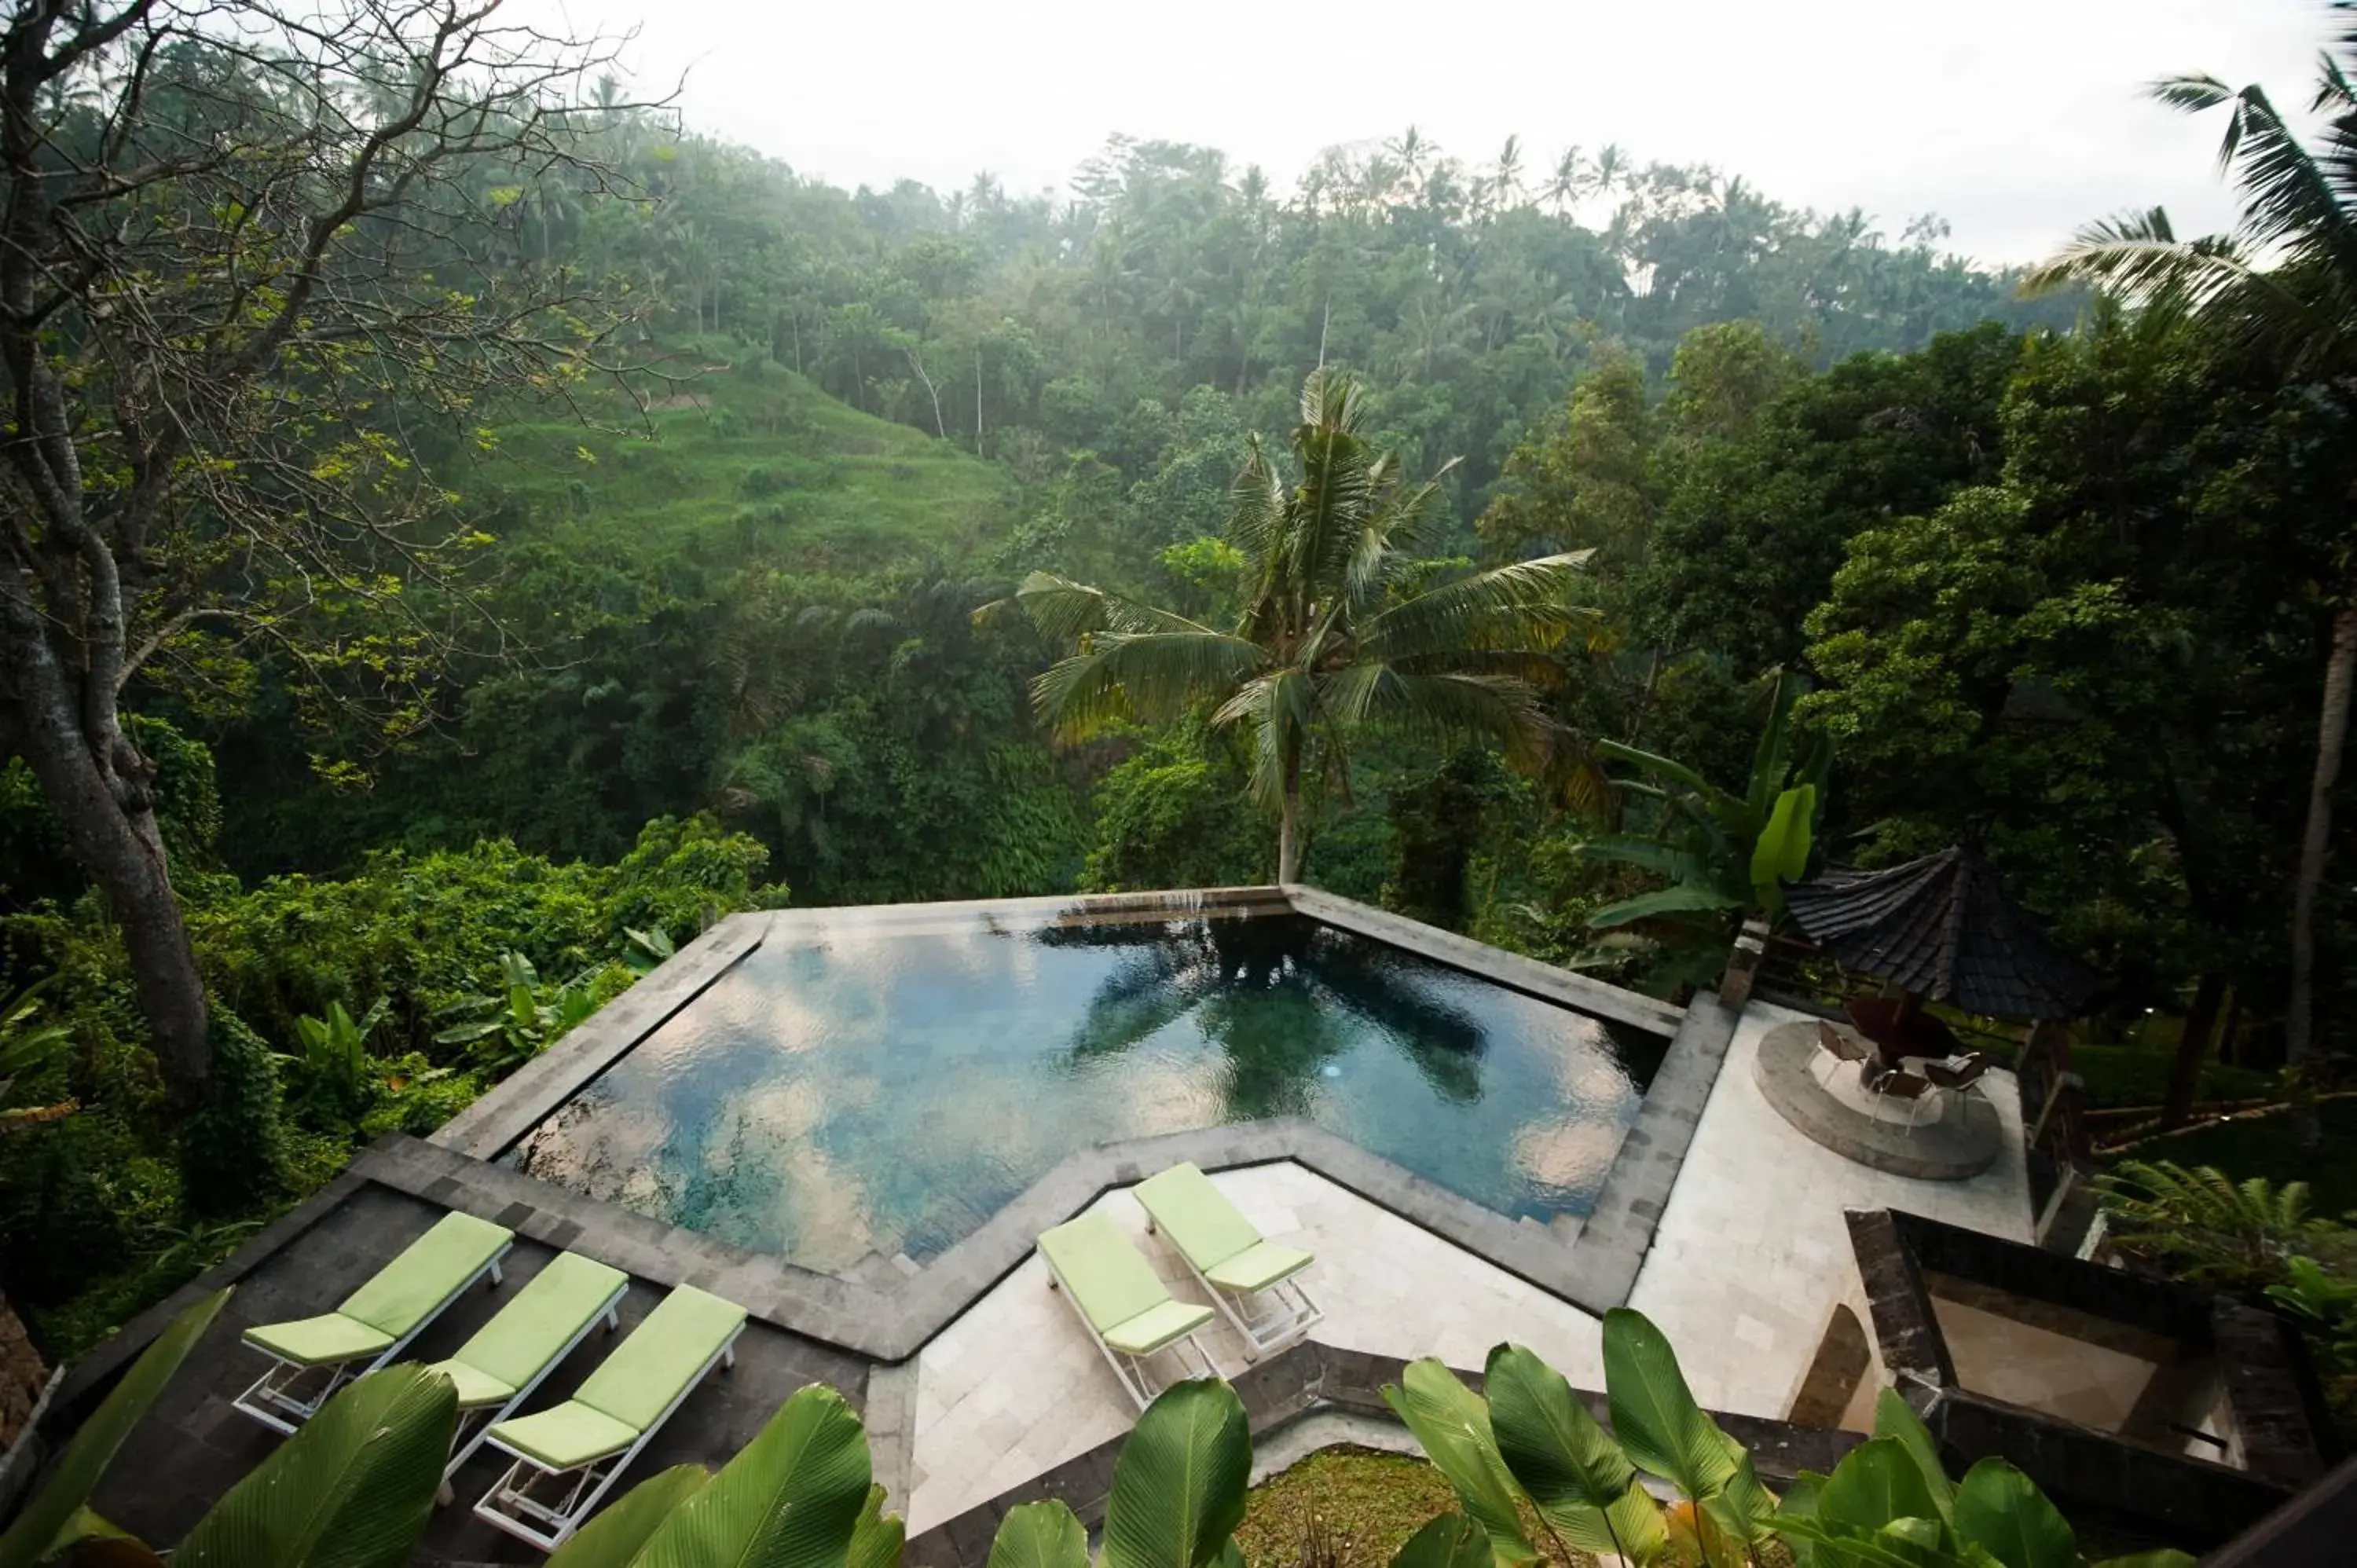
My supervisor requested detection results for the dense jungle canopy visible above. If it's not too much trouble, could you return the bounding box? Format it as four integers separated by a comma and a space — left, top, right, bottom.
0, 0, 2349, 1354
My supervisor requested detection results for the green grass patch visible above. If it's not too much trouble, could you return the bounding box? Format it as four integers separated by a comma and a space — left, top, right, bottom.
1235, 1448, 1461, 1568
2104, 1097, 2357, 1220
481, 353, 1018, 575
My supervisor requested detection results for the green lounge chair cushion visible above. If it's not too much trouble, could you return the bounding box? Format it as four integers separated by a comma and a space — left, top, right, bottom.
1135, 1163, 1263, 1272
1102, 1299, 1215, 1357
337, 1211, 512, 1337
1205, 1240, 1313, 1294
573, 1285, 746, 1431
244, 1313, 395, 1368
1039, 1212, 1172, 1333
434, 1359, 517, 1410
489, 1401, 642, 1471
431, 1251, 626, 1409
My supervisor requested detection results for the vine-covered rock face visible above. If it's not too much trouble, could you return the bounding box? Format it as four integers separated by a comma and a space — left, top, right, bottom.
179, 1008, 289, 1218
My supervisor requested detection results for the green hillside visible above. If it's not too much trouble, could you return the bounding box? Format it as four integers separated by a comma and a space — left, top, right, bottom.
485, 351, 1020, 572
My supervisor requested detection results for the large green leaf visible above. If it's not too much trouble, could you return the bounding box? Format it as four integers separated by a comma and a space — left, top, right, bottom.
1748, 784, 1815, 918
1951, 1460, 2074, 1568
2088, 1554, 2198, 1568
1600, 1309, 1738, 1505
1745, 670, 1804, 822
1871, 1391, 1955, 1525
1385, 1513, 1490, 1568
1595, 739, 1721, 800
545, 1467, 712, 1568
1571, 835, 1699, 879
1585, 886, 1743, 931
1099, 1379, 1252, 1568
0, 1288, 229, 1568
632, 1384, 874, 1568
1381, 1361, 1538, 1566
1482, 1344, 1665, 1563
985, 1502, 1089, 1568
1814, 1440, 1942, 1537
178, 1365, 456, 1568
846, 1485, 904, 1568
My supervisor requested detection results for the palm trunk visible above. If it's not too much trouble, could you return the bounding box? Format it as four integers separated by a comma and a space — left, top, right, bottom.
1278, 788, 1302, 885
2286, 584, 2355, 1105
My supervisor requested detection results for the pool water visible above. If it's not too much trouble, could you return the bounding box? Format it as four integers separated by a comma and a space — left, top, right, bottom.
501, 908, 1666, 1275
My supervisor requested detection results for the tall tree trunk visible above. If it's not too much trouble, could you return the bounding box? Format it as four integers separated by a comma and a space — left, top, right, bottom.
8, 642, 210, 1110
2161, 973, 2227, 1130
2286, 584, 2356, 1083
1278, 788, 1301, 885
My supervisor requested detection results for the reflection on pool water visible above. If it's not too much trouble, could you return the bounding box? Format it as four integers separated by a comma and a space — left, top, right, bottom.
502, 908, 1666, 1275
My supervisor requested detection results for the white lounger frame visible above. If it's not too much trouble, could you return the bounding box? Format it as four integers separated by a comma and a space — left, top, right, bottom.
1161, 1241, 1321, 1362
1042, 1248, 1215, 1412
434, 1278, 627, 1505
233, 1240, 513, 1437
471, 1323, 743, 1552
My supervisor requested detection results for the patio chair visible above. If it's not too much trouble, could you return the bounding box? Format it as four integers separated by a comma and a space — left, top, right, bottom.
1133, 1162, 1321, 1361
471, 1283, 747, 1551
1809, 1021, 1878, 1091
1869, 1068, 1938, 1134
420, 1251, 629, 1502
1922, 1052, 1993, 1125
1039, 1211, 1217, 1412
235, 1209, 514, 1435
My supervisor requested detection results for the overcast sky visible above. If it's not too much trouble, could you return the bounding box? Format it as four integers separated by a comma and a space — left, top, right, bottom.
529, 0, 2331, 265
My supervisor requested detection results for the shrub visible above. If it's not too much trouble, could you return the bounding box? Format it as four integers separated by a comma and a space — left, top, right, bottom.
178, 1008, 289, 1217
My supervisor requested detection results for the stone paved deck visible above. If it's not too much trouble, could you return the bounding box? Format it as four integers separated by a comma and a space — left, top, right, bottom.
1625, 1002, 2034, 1419
906, 1160, 1608, 1533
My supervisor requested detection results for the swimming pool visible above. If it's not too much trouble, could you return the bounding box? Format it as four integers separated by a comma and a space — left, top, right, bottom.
500, 901, 1666, 1275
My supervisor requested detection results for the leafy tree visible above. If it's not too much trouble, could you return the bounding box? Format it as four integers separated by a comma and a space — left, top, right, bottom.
2024, 13, 2357, 1082
1010, 370, 1589, 882
0, 0, 643, 1108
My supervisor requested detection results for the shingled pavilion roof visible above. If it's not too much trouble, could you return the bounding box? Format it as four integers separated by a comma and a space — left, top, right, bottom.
1783, 844, 2107, 1020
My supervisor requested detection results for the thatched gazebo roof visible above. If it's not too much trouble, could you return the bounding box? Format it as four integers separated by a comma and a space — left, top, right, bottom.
1783, 844, 2106, 1020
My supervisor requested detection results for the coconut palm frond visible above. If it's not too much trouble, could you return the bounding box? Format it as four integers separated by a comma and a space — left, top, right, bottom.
1031, 629, 1268, 740
2212, 84, 2355, 260
1360, 551, 1596, 662
2020, 211, 2260, 309
1011, 572, 1222, 642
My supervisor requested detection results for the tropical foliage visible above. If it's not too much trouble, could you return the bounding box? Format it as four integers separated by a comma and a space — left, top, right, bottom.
1006, 368, 1592, 882
16, 1290, 2196, 1568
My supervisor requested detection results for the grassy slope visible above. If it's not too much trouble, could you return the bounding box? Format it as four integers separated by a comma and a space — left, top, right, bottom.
485, 351, 1020, 573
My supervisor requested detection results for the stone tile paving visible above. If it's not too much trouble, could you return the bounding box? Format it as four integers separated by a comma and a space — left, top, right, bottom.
1625, 1002, 2033, 1420
906, 1161, 1609, 1534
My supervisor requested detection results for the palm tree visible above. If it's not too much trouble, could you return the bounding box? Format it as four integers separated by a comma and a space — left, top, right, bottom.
1006, 370, 1590, 884
2024, 22, 2357, 1084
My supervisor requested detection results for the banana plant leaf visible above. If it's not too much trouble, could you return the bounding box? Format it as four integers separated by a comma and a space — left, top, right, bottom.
1098, 1379, 1251, 1568
1382, 1361, 1539, 1566
544, 1467, 713, 1568
1385, 1513, 1490, 1568
1483, 1344, 1667, 1564
1586, 885, 1744, 931
847, 1485, 904, 1568
176, 1365, 457, 1568
1600, 1310, 1739, 1507
628, 1383, 875, 1568
0, 1288, 229, 1568
1749, 784, 1816, 919
986, 1501, 1090, 1568
1870, 1390, 1954, 1525
1952, 1460, 2075, 1568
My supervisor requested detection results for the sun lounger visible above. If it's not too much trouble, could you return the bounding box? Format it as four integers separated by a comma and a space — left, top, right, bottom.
471, 1283, 747, 1551
422, 1251, 629, 1501
1038, 1211, 1216, 1411
235, 1209, 513, 1435
1133, 1162, 1321, 1358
